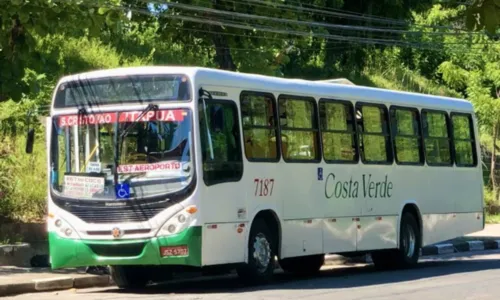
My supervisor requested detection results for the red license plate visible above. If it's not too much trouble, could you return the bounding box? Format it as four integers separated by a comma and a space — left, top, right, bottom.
160, 245, 189, 257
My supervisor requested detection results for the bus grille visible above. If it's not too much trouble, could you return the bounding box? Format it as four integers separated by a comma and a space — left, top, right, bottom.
88, 243, 146, 257
63, 206, 165, 224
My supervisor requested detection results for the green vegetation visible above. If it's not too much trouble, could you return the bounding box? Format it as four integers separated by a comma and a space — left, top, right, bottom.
0, 1, 499, 222
486, 213, 500, 224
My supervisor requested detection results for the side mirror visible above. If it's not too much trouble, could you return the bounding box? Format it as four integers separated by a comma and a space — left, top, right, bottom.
26, 128, 35, 154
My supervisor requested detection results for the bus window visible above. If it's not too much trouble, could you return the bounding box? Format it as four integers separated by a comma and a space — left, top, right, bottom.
278, 95, 320, 162
199, 99, 243, 186
319, 99, 357, 163
422, 110, 452, 166
451, 113, 477, 167
390, 107, 424, 165
240, 91, 279, 161
356, 103, 392, 164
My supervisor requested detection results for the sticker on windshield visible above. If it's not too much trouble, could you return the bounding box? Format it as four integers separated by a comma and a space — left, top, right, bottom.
117, 161, 182, 174
63, 175, 105, 198
86, 162, 101, 173
115, 183, 130, 199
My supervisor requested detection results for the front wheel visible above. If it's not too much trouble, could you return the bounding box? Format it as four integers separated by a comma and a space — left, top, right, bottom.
110, 265, 151, 289
236, 219, 276, 285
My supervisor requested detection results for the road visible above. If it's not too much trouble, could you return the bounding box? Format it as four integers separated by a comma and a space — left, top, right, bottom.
6, 250, 500, 300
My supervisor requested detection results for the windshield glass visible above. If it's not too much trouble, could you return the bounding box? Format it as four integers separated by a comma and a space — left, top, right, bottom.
53, 74, 191, 108
50, 109, 193, 201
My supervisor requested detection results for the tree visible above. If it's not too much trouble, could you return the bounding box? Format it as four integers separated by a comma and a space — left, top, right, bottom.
465, 0, 500, 35
438, 39, 500, 200
0, 0, 125, 102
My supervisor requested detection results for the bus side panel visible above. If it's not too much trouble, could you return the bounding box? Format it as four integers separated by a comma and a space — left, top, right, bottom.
321, 164, 361, 254
422, 213, 458, 246
281, 219, 323, 258
201, 221, 246, 266
420, 168, 483, 246
454, 212, 483, 239
322, 217, 358, 254
279, 163, 324, 259
357, 216, 398, 251
356, 164, 399, 251
454, 170, 484, 238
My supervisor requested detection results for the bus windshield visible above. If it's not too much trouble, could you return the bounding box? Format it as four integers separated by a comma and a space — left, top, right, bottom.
50, 109, 193, 201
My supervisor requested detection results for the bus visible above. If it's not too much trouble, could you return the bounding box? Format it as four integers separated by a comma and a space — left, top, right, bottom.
25, 66, 484, 288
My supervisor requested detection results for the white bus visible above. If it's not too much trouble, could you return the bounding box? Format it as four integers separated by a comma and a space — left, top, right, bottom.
26, 66, 484, 288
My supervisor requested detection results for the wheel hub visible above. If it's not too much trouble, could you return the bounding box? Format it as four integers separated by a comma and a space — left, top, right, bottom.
253, 233, 271, 273
403, 224, 416, 258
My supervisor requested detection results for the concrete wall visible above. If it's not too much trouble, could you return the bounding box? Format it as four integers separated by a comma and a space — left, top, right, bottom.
0, 223, 48, 267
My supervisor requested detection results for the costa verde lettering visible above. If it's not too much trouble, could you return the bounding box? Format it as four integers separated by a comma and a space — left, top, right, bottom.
325, 173, 393, 199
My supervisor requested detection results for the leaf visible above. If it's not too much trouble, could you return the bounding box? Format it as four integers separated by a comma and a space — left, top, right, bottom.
98, 7, 110, 15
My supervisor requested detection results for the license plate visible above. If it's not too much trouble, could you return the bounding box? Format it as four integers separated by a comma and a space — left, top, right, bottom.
160, 245, 189, 257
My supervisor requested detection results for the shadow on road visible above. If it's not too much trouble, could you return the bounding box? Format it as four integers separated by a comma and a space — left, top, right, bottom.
91, 253, 500, 295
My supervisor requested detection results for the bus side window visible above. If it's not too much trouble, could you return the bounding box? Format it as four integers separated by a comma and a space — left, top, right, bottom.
422, 110, 452, 166
356, 103, 393, 164
319, 99, 358, 163
390, 107, 424, 165
240, 91, 279, 161
278, 95, 320, 162
451, 113, 477, 167
199, 99, 243, 186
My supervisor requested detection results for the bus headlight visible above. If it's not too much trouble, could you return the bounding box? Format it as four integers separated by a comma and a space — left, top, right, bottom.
157, 205, 197, 237
48, 215, 80, 239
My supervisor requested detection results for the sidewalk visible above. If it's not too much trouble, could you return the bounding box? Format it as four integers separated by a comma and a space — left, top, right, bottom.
0, 267, 111, 297
1, 224, 500, 297
467, 224, 500, 237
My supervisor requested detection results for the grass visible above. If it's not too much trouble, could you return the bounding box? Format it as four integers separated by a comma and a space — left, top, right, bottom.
486, 213, 500, 224
0, 128, 47, 223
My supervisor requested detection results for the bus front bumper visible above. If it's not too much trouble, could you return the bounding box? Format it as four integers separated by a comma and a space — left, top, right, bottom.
48, 226, 202, 269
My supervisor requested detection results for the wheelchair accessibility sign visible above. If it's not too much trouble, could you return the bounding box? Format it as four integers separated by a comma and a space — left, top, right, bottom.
115, 183, 130, 199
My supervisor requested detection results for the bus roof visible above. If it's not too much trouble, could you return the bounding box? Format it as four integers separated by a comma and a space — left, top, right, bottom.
57, 66, 473, 113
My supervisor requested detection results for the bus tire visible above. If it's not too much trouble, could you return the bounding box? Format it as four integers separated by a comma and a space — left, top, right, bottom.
110, 265, 150, 289
279, 254, 324, 276
396, 212, 421, 268
372, 212, 420, 270
236, 218, 276, 285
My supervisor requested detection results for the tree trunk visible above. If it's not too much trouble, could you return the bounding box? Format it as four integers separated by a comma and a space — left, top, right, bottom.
210, 0, 236, 71
211, 32, 236, 71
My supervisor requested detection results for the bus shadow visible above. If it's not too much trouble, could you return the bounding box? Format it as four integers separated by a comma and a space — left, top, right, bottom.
93, 254, 500, 295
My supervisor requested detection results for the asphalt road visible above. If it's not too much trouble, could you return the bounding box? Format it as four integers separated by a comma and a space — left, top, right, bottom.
6, 250, 500, 300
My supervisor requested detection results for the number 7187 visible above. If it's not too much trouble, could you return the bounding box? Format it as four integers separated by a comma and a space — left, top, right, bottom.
254, 178, 274, 197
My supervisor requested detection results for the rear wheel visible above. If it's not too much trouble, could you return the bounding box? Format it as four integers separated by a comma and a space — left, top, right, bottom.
279, 254, 324, 276
371, 212, 421, 270
236, 218, 276, 285
110, 265, 151, 289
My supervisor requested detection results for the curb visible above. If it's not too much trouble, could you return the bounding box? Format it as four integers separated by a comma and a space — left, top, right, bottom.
0, 274, 111, 297
325, 239, 500, 264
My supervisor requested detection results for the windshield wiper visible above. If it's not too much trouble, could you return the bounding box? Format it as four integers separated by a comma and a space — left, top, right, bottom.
113, 103, 159, 186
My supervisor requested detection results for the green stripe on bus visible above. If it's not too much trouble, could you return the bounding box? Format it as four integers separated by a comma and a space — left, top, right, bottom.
48, 226, 202, 269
